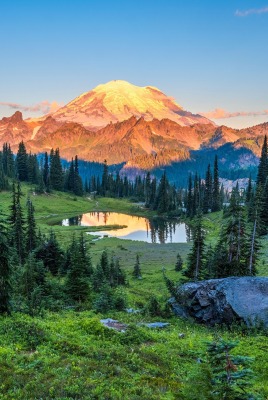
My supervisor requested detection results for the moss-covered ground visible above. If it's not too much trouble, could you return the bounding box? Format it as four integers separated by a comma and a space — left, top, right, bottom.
0, 185, 267, 399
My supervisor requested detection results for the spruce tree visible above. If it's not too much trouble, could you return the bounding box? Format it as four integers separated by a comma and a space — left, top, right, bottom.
16, 141, 28, 181
184, 211, 205, 281
74, 156, 83, 196
207, 339, 254, 400
212, 155, 221, 212
65, 237, 89, 303
0, 210, 11, 314
43, 152, 49, 188
50, 148, 64, 191
133, 254, 142, 279
203, 164, 212, 214
26, 198, 37, 253
175, 252, 183, 271
256, 135, 268, 187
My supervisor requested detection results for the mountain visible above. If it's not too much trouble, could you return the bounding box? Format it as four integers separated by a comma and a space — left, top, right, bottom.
49, 80, 212, 130
0, 80, 268, 177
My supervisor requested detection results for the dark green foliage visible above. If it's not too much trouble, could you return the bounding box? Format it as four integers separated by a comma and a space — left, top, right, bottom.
212, 156, 221, 212
175, 252, 183, 271
20, 254, 47, 316
207, 339, 254, 399
26, 198, 37, 253
133, 254, 142, 279
147, 296, 162, 316
43, 151, 49, 188
184, 211, 206, 281
203, 164, 213, 213
93, 283, 114, 313
9, 181, 25, 264
256, 135, 268, 187
35, 231, 64, 275
49, 148, 64, 191
65, 236, 90, 303
16, 141, 28, 181
0, 211, 11, 314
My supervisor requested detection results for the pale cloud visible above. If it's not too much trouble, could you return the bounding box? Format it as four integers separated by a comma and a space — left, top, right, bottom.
0, 100, 63, 114
200, 108, 268, 119
235, 6, 268, 17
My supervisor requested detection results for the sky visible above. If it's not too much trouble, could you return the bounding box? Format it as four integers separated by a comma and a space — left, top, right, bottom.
1, 0, 268, 129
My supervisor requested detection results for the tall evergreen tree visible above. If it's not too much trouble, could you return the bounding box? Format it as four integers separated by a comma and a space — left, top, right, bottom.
26, 198, 37, 253
203, 164, 212, 213
50, 148, 64, 191
16, 141, 28, 181
133, 254, 142, 279
184, 211, 206, 281
0, 210, 11, 314
212, 155, 221, 212
256, 135, 268, 187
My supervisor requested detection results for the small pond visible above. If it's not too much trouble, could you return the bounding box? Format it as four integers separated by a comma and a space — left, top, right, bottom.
61, 212, 191, 244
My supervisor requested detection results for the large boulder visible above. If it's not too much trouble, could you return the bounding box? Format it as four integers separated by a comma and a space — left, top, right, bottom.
170, 277, 268, 327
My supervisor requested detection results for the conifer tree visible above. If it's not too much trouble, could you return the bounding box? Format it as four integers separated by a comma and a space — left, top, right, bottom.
9, 181, 25, 264
212, 155, 221, 212
133, 254, 142, 279
256, 135, 268, 187
50, 148, 64, 191
35, 230, 64, 275
16, 141, 28, 181
0, 210, 11, 314
203, 164, 212, 213
207, 339, 254, 400
65, 237, 89, 303
43, 152, 49, 188
175, 252, 183, 271
101, 159, 109, 196
74, 156, 83, 196
26, 198, 37, 253
21, 254, 47, 316
184, 211, 205, 281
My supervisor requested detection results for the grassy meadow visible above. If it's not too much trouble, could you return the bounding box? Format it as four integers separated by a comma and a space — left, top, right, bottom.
0, 184, 268, 399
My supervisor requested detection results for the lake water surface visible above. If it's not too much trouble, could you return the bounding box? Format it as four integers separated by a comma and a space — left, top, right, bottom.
62, 212, 191, 244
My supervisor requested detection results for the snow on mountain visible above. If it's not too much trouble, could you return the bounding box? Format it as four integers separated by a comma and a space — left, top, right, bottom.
51, 80, 212, 129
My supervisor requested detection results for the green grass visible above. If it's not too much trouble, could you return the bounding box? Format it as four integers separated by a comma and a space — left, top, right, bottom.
0, 184, 268, 399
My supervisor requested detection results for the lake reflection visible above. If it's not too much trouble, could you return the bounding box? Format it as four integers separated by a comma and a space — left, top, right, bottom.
62, 212, 191, 244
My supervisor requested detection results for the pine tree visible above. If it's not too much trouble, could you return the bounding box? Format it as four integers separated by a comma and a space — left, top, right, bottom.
186, 174, 193, 218
43, 152, 49, 188
9, 181, 25, 264
203, 164, 212, 214
256, 135, 268, 187
73, 156, 83, 196
212, 155, 221, 212
0, 210, 11, 314
35, 231, 64, 275
133, 254, 142, 279
101, 160, 109, 196
26, 198, 37, 253
207, 339, 254, 400
16, 141, 28, 181
154, 171, 169, 213
184, 211, 206, 281
50, 148, 64, 191
65, 237, 89, 303
21, 254, 47, 316
175, 252, 183, 271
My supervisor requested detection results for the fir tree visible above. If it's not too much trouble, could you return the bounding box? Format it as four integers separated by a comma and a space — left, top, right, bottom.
184, 211, 206, 281
175, 252, 183, 271
256, 135, 268, 187
50, 148, 64, 191
26, 198, 37, 253
16, 141, 28, 181
212, 155, 221, 212
133, 254, 142, 279
207, 339, 254, 400
0, 211, 11, 314
65, 237, 89, 303
203, 164, 212, 214
43, 152, 49, 188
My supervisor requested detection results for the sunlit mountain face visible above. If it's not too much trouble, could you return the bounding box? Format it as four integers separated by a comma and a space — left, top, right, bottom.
0, 81, 268, 173
50, 80, 212, 130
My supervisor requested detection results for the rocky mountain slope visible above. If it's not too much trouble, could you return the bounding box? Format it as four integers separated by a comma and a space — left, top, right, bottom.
0, 81, 267, 170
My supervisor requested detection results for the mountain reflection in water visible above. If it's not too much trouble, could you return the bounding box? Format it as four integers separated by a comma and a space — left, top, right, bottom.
62, 212, 191, 244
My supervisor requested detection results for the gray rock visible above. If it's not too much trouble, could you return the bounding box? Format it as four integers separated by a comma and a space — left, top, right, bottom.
145, 322, 170, 329
170, 277, 268, 327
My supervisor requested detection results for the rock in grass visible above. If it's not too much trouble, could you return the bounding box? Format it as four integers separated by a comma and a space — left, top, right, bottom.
170, 277, 268, 327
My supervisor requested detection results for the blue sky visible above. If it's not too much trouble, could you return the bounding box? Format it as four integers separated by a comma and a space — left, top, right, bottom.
1, 0, 268, 128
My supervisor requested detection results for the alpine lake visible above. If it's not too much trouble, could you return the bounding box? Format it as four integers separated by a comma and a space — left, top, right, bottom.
61, 212, 191, 244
